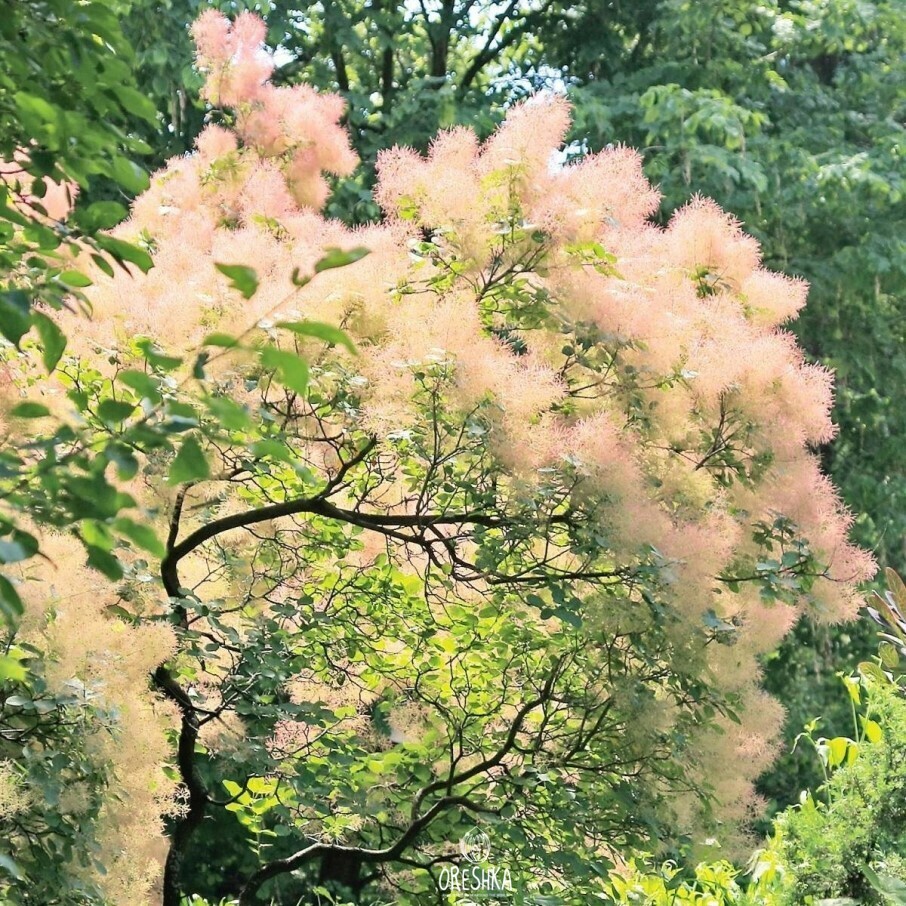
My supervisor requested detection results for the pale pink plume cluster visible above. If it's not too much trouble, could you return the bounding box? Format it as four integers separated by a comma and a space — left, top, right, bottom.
191, 10, 357, 208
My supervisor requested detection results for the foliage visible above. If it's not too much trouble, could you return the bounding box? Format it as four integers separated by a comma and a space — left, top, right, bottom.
602, 857, 768, 905
0, 11, 877, 906
602, 575, 906, 906
758, 668, 906, 901
566, 0, 906, 572
0, 0, 161, 635
0, 0, 156, 330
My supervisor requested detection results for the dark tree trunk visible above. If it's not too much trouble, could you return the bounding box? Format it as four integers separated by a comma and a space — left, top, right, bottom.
318, 851, 366, 901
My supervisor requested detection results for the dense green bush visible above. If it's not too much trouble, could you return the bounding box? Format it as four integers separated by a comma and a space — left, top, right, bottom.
766, 670, 906, 904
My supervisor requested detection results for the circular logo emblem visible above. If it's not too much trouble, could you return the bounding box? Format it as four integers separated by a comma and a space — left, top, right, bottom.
459, 827, 491, 863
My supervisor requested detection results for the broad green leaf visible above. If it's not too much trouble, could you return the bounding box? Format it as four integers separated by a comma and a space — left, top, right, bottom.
96, 235, 154, 273
58, 269, 93, 288
97, 398, 137, 423
215, 263, 259, 299
136, 338, 182, 371
313, 246, 370, 272
826, 736, 849, 768
113, 518, 165, 558
0, 574, 25, 624
79, 519, 115, 552
168, 436, 211, 485
205, 396, 253, 431
0, 530, 37, 566
260, 346, 310, 394
0, 654, 27, 684
0, 291, 31, 345
203, 332, 242, 348
31, 311, 67, 371
84, 544, 123, 580
879, 641, 900, 669
276, 320, 357, 353
110, 156, 149, 194
80, 200, 128, 231
105, 441, 139, 480
858, 661, 889, 685
118, 369, 162, 403
864, 866, 906, 904
9, 402, 51, 418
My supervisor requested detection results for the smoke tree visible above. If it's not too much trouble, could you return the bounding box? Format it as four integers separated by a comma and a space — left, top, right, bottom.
0, 11, 874, 905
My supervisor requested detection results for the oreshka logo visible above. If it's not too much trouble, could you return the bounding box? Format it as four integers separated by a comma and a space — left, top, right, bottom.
438, 828, 514, 901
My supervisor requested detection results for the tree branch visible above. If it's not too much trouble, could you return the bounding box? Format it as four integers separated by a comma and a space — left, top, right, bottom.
237, 658, 564, 904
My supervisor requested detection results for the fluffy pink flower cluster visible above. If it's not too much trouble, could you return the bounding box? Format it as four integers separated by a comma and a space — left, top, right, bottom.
190, 10, 357, 208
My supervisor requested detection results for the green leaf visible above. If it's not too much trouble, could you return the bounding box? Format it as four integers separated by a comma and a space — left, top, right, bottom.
110, 156, 149, 194
80, 200, 128, 231
0, 531, 37, 565
858, 661, 889, 685
222, 779, 243, 797
0, 291, 31, 345
97, 398, 137, 423
0, 574, 25, 624
136, 338, 182, 372
58, 269, 93, 288
260, 346, 309, 394
215, 263, 259, 299
96, 235, 154, 273
554, 606, 583, 628
203, 333, 242, 348
84, 544, 123, 580
205, 396, 253, 431
105, 442, 139, 480
112, 85, 157, 121
276, 320, 357, 353
118, 369, 161, 403
168, 436, 210, 485
861, 717, 883, 744
91, 254, 115, 278
0, 654, 27, 684
31, 311, 67, 372
313, 246, 370, 273
79, 519, 115, 552
525, 593, 546, 610
9, 401, 51, 418
113, 518, 165, 558
192, 351, 209, 380
879, 641, 900, 669
864, 865, 906, 904
290, 267, 311, 287
826, 736, 850, 768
